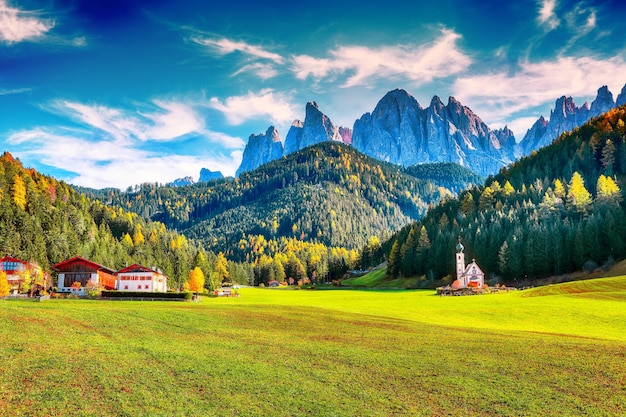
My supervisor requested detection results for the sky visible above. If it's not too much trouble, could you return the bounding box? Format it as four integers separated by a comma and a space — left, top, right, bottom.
1, 0, 626, 189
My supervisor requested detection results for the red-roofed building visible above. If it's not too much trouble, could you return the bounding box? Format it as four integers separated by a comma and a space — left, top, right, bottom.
116, 264, 168, 293
0, 255, 46, 294
53, 257, 116, 294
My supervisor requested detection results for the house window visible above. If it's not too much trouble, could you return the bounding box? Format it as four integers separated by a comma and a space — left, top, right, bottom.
124, 285, 128, 290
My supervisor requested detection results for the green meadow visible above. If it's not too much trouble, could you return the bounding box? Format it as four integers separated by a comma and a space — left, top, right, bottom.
1, 277, 626, 417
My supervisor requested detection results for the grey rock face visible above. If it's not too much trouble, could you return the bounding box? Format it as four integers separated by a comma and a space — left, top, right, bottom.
352, 89, 514, 176
236, 126, 284, 176
283, 120, 304, 156
590, 86, 615, 117
199, 168, 223, 183
299, 101, 343, 149
616, 84, 626, 107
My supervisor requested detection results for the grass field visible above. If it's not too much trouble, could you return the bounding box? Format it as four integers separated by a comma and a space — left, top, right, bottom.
1, 276, 626, 416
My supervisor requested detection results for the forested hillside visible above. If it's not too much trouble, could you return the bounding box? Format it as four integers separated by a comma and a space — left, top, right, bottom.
371, 106, 626, 286
0, 152, 249, 289
78, 142, 481, 258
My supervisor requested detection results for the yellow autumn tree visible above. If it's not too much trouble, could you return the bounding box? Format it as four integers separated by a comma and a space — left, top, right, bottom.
596, 175, 622, 206
133, 227, 145, 246
567, 172, 592, 214
0, 270, 10, 297
12, 174, 26, 210
214, 252, 230, 285
188, 267, 205, 293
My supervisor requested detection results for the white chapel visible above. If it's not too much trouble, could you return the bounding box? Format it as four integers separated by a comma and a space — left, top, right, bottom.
453, 239, 485, 288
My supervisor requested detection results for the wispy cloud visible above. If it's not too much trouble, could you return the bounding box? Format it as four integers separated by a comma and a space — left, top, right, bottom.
49, 99, 207, 143
0, 87, 31, 95
190, 36, 284, 63
291, 28, 471, 88
453, 55, 626, 137
537, 0, 560, 31
232, 63, 279, 80
5, 98, 246, 188
208, 89, 298, 127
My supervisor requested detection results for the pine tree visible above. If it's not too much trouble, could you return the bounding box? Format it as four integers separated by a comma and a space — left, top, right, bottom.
387, 240, 401, 277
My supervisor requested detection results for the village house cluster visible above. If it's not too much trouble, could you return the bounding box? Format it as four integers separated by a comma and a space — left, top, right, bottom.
1, 255, 169, 296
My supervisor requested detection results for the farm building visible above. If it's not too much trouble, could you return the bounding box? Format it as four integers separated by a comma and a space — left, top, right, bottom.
116, 264, 168, 292
0, 255, 47, 294
53, 257, 117, 295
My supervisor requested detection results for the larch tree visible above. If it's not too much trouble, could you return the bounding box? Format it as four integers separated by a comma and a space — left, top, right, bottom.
214, 252, 230, 285
188, 267, 205, 293
567, 172, 592, 215
12, 174, 26, 210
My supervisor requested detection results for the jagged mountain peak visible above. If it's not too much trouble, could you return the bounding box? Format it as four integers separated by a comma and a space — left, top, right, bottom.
520, 83, 626, 155
236, 125, 284, 176
590, 85, 615, 115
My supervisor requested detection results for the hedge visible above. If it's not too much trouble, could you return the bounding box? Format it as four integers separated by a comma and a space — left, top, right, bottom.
100, 291, 192, 300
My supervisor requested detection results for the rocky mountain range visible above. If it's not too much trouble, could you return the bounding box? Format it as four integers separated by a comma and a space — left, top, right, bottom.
236, 102, 352, 175
351, 89, 516, 176
171, 168, 224, 187
235, 84, 626, 177
519, 85, 626, 154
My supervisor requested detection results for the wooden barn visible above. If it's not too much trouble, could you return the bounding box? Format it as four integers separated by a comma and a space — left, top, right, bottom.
53, 257, 116, 294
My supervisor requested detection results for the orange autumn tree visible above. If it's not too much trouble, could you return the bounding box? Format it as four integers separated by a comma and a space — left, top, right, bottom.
188, 267, 205, 293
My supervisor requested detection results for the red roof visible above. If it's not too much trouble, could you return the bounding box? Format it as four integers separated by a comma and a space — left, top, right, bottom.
117, 264, 158, 274
52, 256, 115, 274
0, 255, 40, 272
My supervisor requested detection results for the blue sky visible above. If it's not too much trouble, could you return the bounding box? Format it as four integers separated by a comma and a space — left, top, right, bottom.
1, 0, 625, 189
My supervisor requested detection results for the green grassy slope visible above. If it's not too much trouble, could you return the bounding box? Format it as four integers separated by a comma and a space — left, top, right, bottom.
1, 281, 625, 416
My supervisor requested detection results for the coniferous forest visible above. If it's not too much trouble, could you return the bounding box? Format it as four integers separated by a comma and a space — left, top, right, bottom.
0, 152, 251, 289
374, 106, 626, 286
78, 142, 481, 259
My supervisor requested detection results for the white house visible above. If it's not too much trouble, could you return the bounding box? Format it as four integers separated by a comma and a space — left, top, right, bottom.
453, 240, 485, 288
116, 264, 168, 292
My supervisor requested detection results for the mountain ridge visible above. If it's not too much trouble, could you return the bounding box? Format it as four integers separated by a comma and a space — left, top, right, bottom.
236, 84, 626, 178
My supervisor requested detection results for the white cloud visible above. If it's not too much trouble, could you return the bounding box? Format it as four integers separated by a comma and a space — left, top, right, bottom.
6, 98, 247, 188
190, 36, 284, 63
0, 0, 54, 43
208, 89, 298, 126
142, 101, 204, 140
50, 99, 207, 143
6, 127, 241, 189
537, 0, 560, 30
291, 28, 471, 88
232, 63, 279, 80
453, 55, 626, 137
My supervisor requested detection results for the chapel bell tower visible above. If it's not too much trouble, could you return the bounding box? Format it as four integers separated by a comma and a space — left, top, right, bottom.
455, 238, 465, 282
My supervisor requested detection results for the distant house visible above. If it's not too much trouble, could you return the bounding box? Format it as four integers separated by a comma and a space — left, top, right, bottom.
116, 264, 168, 293
53, 257, 116, 294
0, 255, 46, 294
453, 241, 485, 288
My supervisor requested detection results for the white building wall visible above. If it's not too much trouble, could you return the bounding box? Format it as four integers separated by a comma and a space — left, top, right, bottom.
118, 271, 167, 292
